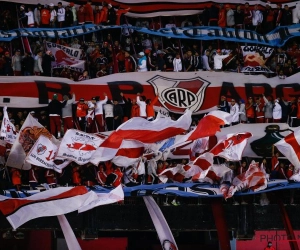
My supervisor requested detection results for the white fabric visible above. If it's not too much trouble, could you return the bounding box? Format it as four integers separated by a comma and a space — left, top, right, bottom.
136, 96, 147, 117
230, 103, 239, 123
95, 96, 108, 115
214, 54, 229, 70
57, 7, 65, 22
25, 11, 34, 25
173, 58, 182, 72
252, 10, 263, 26
273, 102, 282, 119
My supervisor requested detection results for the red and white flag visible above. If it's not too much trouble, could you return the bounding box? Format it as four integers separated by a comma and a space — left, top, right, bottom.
111, 140, 145, 167
275, 128, 300, 170
90, 110, 192, 164
0, 186, 96, 229
57, 129, 104, 165
78, 185, 124, 213
0, 106, 18, 144
192, 164, 233, 184
209, 132, 252, 161
193, 152, 214, 171
25, 135, 71, 173
226, 161, 267, 199
6, 114, 52, 170
0, 186, 124, 230
169, 110, 231, 149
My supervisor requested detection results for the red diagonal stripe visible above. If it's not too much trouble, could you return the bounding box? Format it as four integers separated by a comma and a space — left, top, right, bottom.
284, 133, 300, 162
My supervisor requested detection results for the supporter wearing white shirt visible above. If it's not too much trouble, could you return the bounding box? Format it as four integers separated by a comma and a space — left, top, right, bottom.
103, 101, 114, 131
137, 52, 147, 72
86, 98, 96, 132
252, 4, 263, 27
136, 93, 147, 118
229, 99, 239, 125
49, 3, 57, 27
214, 49, 229, 70
173, 53, 182, 72
273, 99, 282, 122
57, 2, 65, 27
94, 93, 108, 132
25, 8, 35, 27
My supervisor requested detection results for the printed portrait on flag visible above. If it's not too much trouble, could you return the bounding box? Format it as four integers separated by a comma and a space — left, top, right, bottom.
241, 45, 274, 73
45, 42, 85, 72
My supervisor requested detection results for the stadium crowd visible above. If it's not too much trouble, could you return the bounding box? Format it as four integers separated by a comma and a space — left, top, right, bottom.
0, 1, 299, 79
0, 1, 300, 205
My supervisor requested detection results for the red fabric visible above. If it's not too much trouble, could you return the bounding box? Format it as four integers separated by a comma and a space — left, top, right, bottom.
116, 8, 129, 25
246, 104, 255, 118
84, 4, 94, 22
77, 10, 85, 23
63, 117, 74, 133
29, 169, 38, 182
131, 104, 140, 118
72, 168, 81, 185
271, 155, 279, 171
99, 6, 108, 23
218, 9, 226, 27
41, 9, 50, 25
11, 169, 21, 186
266, 9, 275, 22
76, 102, 88, 117
50, 116, 61, 136
94, 10, 101, 24
45, 169, 56, 185
112, 168, 123, 187
146, 95, 159, 118
95, 114, 105, 132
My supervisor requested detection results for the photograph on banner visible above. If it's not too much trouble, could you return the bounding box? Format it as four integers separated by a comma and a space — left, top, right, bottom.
241, 45, 274, 73
45, 42, 85, 72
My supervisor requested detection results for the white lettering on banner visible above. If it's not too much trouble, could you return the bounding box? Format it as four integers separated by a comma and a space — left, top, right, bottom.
46, 42, 84, 72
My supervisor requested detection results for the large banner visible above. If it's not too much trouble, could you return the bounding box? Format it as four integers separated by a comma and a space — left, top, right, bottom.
241, 45, 274, 73
45, 42, 85, 73
1, 71, 300, 113
0, 24, 298, 47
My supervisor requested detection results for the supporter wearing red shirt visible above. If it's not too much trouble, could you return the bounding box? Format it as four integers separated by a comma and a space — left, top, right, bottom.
99, 2, 108, 24
77, 6, 85, 25
11, 168, 21, 191
41, 7, 50, 27
94, 5, 101, 24
218, 5, 226, 27
116, 7, 130, 25
245, 97, 255, 123
131, 99, 140, 118
45, 169, 56, 187
96, 164, 107, 186
72, 166, 81, 185
255, 97, 265, 123
271, 147, 280, 179
76, 98, 89, 131
84, 0, 94, 23
146, 95, 159, 121
286, 164, 294, 179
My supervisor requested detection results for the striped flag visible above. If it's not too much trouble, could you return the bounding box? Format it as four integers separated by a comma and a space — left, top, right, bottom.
0, 106, 18, 144
210, 132, 252, 161
90, 110, 191, 164
275, 128, 300, 170
226, 161, 267, 199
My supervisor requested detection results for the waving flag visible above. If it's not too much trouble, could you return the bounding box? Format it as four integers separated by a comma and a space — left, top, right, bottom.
275, 129, 300, 170
111, 140, 145, 167
25, 135, 71, 173
0, 186, 95, 229
192, 164, 233, 184
167, 111, 231, 152
0, 106, 17, 144
57, 129, 104, 165
90, 110, 191, 164
6, 114, 52, 170
226, 161, 267, 199
193, 152, 214, 171
210, 132, 252, 161
78, 185, 124, 213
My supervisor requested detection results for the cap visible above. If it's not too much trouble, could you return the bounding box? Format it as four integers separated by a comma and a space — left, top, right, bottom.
53, 94, 58, 99
80, 98, 84, 102
217, 49, 221, 53
49, 3, 54, 7
30, 111, 35, 114
5, 52, 9, 55
221, 95, 226, 98
20, 5, 25, 9
108, 3, 112, 7
138, 52, 145, 56
145, 49, 151, 54
69, 2, 74, 7
92, 97, 96, 100
225, 4, 230, 8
